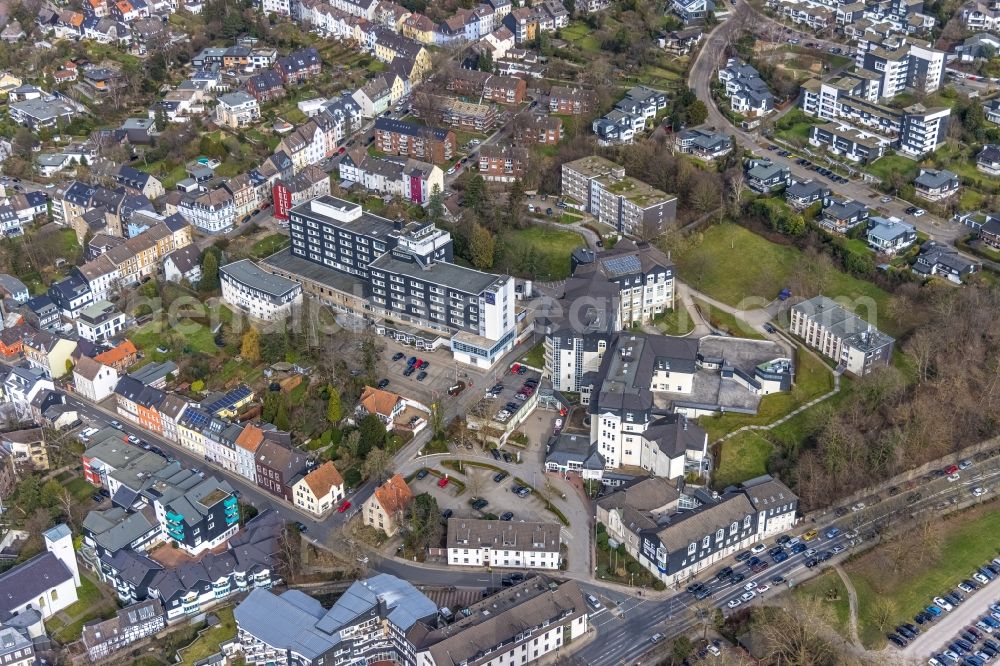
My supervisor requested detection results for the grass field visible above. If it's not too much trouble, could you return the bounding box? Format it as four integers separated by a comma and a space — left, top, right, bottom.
251, 233, 291, 258
694, 299, 764, 339
560, 22, 602, 53
47, 574, 116, 643
773, 108, 822, 145
177, 607, 236, 666
712, 431, 774, 489
675, 223, 909, 336
503, 226, 584, 280
865, 153, 921, 184
520, 342, 546, 369
794, 570, 852, 638
799, 502, 1000, 649
652, 308, 695, 336
131, 318, 221, 358
702, 345, 835, 445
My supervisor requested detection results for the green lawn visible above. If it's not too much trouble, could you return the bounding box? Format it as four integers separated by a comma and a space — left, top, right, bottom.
251, 233, 291, 258
652, 308, 695, 336
63, 477, 95, 503
47, 574, 116, 643
520, 342, 546, 369
502, 226, 585, 280
794, 570, 852, 639
560, 21, 602, 53
178, 607, 236, 666
694, 299, 764, 339
131, 318, 220, 358
702, 345, 835, 444
773, 108, 822, 145
675, 223, 909, 336
843, 503, 1000, 649
712, 431, 773, 489
865, 153, 920, 185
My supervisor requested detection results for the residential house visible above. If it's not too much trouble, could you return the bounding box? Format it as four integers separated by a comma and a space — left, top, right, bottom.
659, 27, 704, 55
292, 461, 345, 515
913, 168, 959, 201
718, 59, 775, 117
273, 48, 322, 85
163, 245, 203, 285
362, 473, 413, 536
561, 156, 677, 235
0, 275, 29, 303
672, 0, 714, 22
337, 150, 444, 205
548, 86, 597, 115
1, 428, 50, 471
980, 215, 1000, 250
177, 187, 236, 233
374, 118, 456, 163
215, 91, 260, 129
986, 99, 1000, 125
113, 376, 165, 434
477, 144, 528, 182
866, 216, 917, 254
820, 196, 870, 233
72, 354, 119, 402
76, 300, 127, 343
514, 114, 563, 146
912, 241, 980, 284
744, 159, 791, 193
22, 329, 77, 379
785, 179, 830, 209
254, 439, 308, 501
357, 386, 405, 425
8, 97, 78, 129
446, 518, 561, 569
157, 394, 190, 445
110, 165, 164, 200
977, 144, 1000, 176
352, 76, 393, 118
94, 339, 139, 373
242, 70, 285, 103
81, 600, 165, 662
673, 128, 733, 160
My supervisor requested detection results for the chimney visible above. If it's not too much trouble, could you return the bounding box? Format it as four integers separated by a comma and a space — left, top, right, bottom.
394, 219, 404, 231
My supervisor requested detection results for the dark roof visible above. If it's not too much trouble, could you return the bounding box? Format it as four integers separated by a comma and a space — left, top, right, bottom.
0, 551, 74, 617
374, 117, 450, 141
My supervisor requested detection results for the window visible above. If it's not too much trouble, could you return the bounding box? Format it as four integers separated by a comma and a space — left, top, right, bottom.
716, 529, 724, 542
743, 514, 752, 528
702, 535, 709, 549
730, 521, 737, 535
687, 542, 696, 555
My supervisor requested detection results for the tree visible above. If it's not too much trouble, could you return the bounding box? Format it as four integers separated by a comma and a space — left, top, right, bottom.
362, 447, 393, 482
358, 413, 387, 455
562, 0, 575, 13
507, 179, 526, 227
154, 105, 167, 132
40, 479, 64, 512
468, 222, 495, 270
402, 493, 443, 556
326, 386, 342, 423
688, 99, 708, 126
274, 399, 290, 431
478, 48, 493, 73
200, 251, 220, 291
427, 187, 445, 224
241, 326, 261, 363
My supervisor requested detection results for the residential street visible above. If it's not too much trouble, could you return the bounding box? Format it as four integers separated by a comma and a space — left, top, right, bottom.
688, 0, 969, 246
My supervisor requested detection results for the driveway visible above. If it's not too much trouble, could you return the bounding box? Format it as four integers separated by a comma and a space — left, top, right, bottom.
901, 574, 1000, 659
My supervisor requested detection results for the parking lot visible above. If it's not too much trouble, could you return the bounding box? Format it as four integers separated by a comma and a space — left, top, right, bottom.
901, 559, 1000, 662
470, 364, 543, 430
410, 465, 554, 524
378, 337, 473, 407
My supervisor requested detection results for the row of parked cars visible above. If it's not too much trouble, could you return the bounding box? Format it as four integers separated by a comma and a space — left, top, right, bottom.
887, 556, 1000, 663
494, 378, 538, 423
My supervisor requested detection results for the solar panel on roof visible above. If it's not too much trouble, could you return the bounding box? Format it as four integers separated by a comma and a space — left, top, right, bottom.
601, 254, 642, 277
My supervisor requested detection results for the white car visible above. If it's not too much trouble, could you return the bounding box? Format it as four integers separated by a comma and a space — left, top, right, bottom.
973, 487, 987, 496
740, 590, 756, 602
446, 166, 457, 175
750, 544, 767, 555
707, 644, 721, 656
974, 573, 991, 585
913, 208, 926, 217
851, 502, 865, 512
880, 196, 893, 203
744, 581, 757, 591
933, 597, 954, 611
947, 472, 960, 482
727, 598, 742, 609
554, 418, 564, 429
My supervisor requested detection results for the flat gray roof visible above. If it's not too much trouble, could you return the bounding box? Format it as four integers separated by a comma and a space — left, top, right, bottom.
220, 259, 301, 299
368, 252, 504, 296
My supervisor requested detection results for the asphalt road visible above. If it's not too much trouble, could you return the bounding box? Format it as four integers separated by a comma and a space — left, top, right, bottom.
688, 0, 968, 246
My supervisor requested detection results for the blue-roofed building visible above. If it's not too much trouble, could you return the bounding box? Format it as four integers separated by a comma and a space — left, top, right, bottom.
201, 384, 254, 419
48, 270, 94, 319
866, 216, 917, 254
235, 574, 439, 666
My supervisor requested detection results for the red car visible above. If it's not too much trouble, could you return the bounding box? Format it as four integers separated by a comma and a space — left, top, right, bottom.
338, 500, 352, 513
944, 464, 959, 475
510, 364, 521, 374
438, 477, 449, 488
338, 146, 346, 154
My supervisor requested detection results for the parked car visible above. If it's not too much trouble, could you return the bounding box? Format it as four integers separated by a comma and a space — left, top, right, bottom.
438, 477, 450, 488
378, 379, 390, 389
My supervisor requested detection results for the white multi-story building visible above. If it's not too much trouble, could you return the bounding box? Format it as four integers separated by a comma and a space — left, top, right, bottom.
215, 91, 260, 128
72, 356, 119, 402
75, 300, 127, 343
789, 295, 894, 376
291, 461, 345, 516
446, 519, 562, 569
177, 187, 236, 233
220, 259, 303, 321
